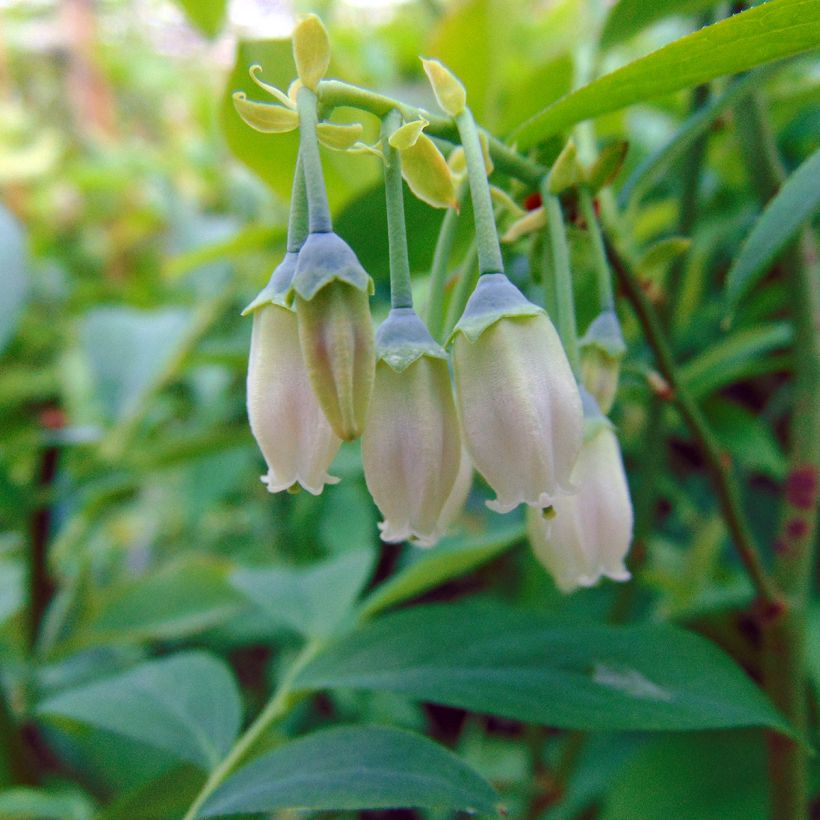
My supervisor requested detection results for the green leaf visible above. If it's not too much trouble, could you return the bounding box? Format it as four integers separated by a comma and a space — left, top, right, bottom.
617, 71, 763, 207
0, 205, 27, 355
0, 787, 94, 820
198, 725, 501, 818
601, 0, 724, 48
359, 524, 524, 619
38, 652, 242, 770
294, 602, 792, 734
511, 0, 820, 148
601, 731, 767, 820
99, 766, 204, 820
231, 549, 375, 639
680, 322, 792, 399
82, 557, 245, 645
174, 0, 226, 38
726, 146, 820, 309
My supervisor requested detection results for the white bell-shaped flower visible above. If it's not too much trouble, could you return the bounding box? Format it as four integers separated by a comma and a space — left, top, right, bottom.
527, 410, 633, 593
362, 309, 462, 547
246, 253, 341, 495
450, 273, 583, 513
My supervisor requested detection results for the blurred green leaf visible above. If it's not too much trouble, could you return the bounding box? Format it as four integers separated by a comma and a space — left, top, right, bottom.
38, 652, 242, 770
0, 787, 94, 820
99, 765, 204, 820
174, 0, 226, 38
231, 549, 375, 639
0, 560, 23, 626
601, 731, 767, 820
359, 523, 524, 618
295, 602, 792, 734
0, 205, 27, 354
82, 557, 245, 645
511, 0, 820, 147
726, 146, 820, 309
199, 725, 501, 818
601, 0, 724, 48
681, 322, 792, 399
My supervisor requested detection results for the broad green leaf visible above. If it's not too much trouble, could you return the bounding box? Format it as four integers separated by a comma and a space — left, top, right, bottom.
199, 725, 501, 818
294, 602, 792, 734
38, 652, 242, 770
359, 524, 524, 618
681, 322, 792, 399
726, 146, 820, 309
618, 71, 763, 206
82, 557, 244, 645
174, 0, 226, 38
78, 307, 192, 423
99, 766, 204, 820
0, 205, 27, 354
601, 731, 767, 820
601, 0, 724, 48
231, 549, 375, 639
511, 0, 820, 148
0, 787, 94, 820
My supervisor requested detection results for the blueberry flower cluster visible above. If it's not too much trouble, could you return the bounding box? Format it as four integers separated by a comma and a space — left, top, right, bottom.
242, 15, 633, 591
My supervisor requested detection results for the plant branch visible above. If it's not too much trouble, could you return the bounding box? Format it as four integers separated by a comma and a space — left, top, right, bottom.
605, 239, 781, 608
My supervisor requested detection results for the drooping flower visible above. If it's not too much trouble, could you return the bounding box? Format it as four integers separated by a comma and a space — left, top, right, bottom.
579, 310, 626, 415
450, 273, 583, 513
245, 253, 341, 495
527, 396, 633, 592
290, 231, 375, 441
362, 308, 462, 547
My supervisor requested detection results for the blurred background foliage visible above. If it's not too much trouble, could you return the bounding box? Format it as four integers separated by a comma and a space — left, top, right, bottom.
0, 0, 817, 818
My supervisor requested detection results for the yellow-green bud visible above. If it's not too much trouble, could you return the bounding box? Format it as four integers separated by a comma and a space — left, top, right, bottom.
291, 232, 375, 441
293, 14, 331, 91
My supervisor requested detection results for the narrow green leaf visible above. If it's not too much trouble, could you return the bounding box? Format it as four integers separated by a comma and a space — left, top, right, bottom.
294, 603, 792, 734
0, 205, 28, 355
358, 524, 524, 619
38, 653, 242, 771
198, 725, 501, 818
618, 71, 763, 207
680, 322, 792, 399
726, 146, 820, 309
511, 0, 820, 148
231, 549, 375, 639
601, 0, 723, 48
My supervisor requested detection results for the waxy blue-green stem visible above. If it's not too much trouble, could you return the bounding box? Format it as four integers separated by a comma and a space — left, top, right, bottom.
381, 110, 413, 310
296, 86, 332, 234
543, 188, 580, 375
427, 181, 464, 341
579, 187, 614, 312
286, 152, 309, 252
455, 107, 504, 276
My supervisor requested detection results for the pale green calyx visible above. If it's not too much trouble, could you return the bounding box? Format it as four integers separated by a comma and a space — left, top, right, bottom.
242, 252, 299, 315
450, 273, 543, 343
376, 308, 448, 372
290, 231, 374, 302
579, 310, 626, 359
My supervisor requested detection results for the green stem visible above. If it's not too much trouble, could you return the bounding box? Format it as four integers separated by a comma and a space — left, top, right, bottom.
736, 89, 819, 820
579, 187, 614, 312
444, 243, 478, 336
182, 640, 322, 820
381, 110, 413, 310
427, 181, 465, 341
317, 80, 545, 186
286, 152, 309, 252
455, 108, 504, 275
296, 86, 332, 234
605, 239, 781, 609
543, 191, 580, 375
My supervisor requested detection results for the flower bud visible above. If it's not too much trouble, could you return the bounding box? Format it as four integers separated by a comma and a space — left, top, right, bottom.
527, 405, 633, 593
579, 310, 626, 414
245, 253, 341, 495
362, 309, 462, 547
290, 231, 375, 441
450, 273, 583, 513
